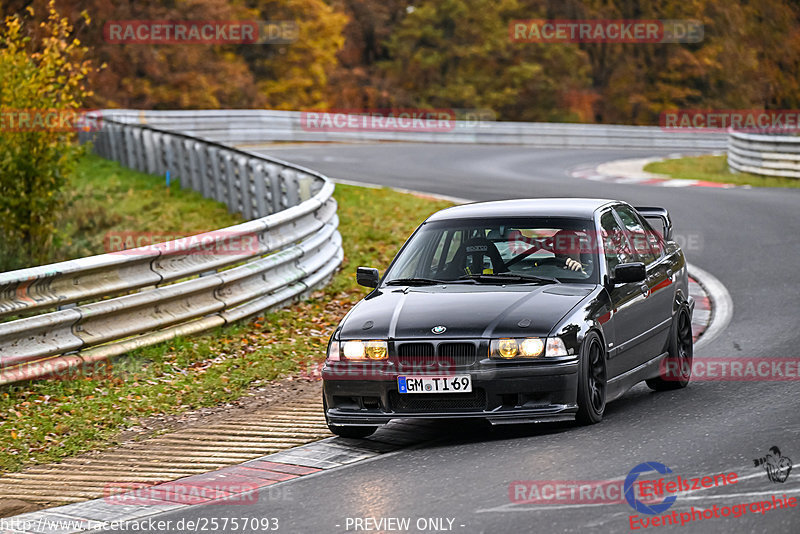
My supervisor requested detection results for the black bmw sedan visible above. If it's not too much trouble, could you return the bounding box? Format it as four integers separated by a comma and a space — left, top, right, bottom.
322, 198, 694, 438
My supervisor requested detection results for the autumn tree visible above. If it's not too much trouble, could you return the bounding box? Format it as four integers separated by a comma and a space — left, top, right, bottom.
4, 0, 800, 123
3, 0, 349, 110
380, 0, 589, 121
240, 0, 348, 110
2, 0, 263, 109
545, 0, 800, 123
327, 0, 413, 109
0, 1, 94, 270
698, 0, 800, 110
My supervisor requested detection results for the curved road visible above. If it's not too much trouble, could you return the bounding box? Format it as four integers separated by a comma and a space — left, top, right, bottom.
118, 144, 800, 533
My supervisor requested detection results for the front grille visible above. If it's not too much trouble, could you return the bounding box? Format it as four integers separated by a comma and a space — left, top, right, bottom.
438, 342, 476, 367
396, 342, 437, 373
389, 389, 487, 412
397, 343, 435, 358
395, 341, 477, 369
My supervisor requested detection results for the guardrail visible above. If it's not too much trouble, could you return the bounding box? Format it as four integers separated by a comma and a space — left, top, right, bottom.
727, 130, 800, 178
103, 109, 728, 150
0, 117, 343, 385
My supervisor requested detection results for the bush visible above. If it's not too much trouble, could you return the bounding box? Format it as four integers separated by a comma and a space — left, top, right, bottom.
0, 1, 95, 271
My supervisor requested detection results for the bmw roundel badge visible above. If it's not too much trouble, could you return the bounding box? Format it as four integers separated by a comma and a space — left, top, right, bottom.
432, 325, 446, 334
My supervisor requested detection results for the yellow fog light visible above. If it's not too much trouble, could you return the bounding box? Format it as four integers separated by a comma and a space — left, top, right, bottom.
498, 338, 518, 359
364, 340, 388, 360
519, 337, 544, 357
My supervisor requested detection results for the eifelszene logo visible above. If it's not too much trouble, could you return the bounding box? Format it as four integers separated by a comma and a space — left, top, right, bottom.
624, 462, 677, 515
754, 446, 792, 483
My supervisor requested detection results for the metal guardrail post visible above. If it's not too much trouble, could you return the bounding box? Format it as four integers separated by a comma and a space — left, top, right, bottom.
237, 155, 254, 220
210, 147, 222, 202
107, 124, 118, 161
123, 126, 135, 169
222, 151, 239, 215
252, 161, 269, 218
187, 140, 202, 192
265, 163, 281, 213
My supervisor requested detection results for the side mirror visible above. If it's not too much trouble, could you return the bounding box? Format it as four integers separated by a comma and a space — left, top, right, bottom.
356, 267, 380, 288
613, 262, 646, 284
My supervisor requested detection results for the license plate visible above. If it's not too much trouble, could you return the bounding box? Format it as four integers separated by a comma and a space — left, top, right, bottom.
398, 375, 472, 394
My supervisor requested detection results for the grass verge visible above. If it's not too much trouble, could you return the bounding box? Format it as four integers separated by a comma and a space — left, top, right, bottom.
644, 155, 800, 188
0, 181, 452, 472
51, 153, 243, 264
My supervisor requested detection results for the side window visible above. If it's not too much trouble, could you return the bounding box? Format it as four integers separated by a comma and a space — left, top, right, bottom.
645, 226, 664, 258
641, 218, 665, 258
614, 206, 656, 265
600, 211, 635, 272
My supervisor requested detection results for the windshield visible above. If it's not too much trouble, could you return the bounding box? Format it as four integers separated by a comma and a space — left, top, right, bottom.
384, 217, 599, 284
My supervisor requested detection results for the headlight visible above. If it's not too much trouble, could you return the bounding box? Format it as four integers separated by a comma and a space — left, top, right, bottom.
490, 337, 567, 359
520, 337, 545, 357
341, 340, 388, 360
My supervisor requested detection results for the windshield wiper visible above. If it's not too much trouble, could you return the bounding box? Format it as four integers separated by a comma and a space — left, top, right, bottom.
458, 273, 561, 284
385, 277, 463, 286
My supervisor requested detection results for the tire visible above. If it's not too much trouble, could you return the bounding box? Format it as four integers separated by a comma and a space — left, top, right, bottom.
646, 306, 693, 391
576, 332, 607, 425
323, 395, 377, 438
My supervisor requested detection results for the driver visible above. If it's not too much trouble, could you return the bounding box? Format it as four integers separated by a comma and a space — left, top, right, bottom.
552, 229, 586, 272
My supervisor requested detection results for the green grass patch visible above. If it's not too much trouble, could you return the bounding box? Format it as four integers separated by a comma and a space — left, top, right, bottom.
0, 182, 452, 472
644, 155, 800, 188
51, 153, 243, 263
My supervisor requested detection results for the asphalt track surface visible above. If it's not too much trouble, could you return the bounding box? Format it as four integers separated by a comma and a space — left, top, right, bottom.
108, 144, 800, 533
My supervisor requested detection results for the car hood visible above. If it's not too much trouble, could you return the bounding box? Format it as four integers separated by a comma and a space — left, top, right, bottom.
339, 284, 594, 340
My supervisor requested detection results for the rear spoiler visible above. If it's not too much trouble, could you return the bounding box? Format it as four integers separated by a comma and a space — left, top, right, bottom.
634, 206, 673, 241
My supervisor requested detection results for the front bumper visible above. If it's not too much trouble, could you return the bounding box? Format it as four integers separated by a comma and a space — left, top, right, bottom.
323, 360, 579, 426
